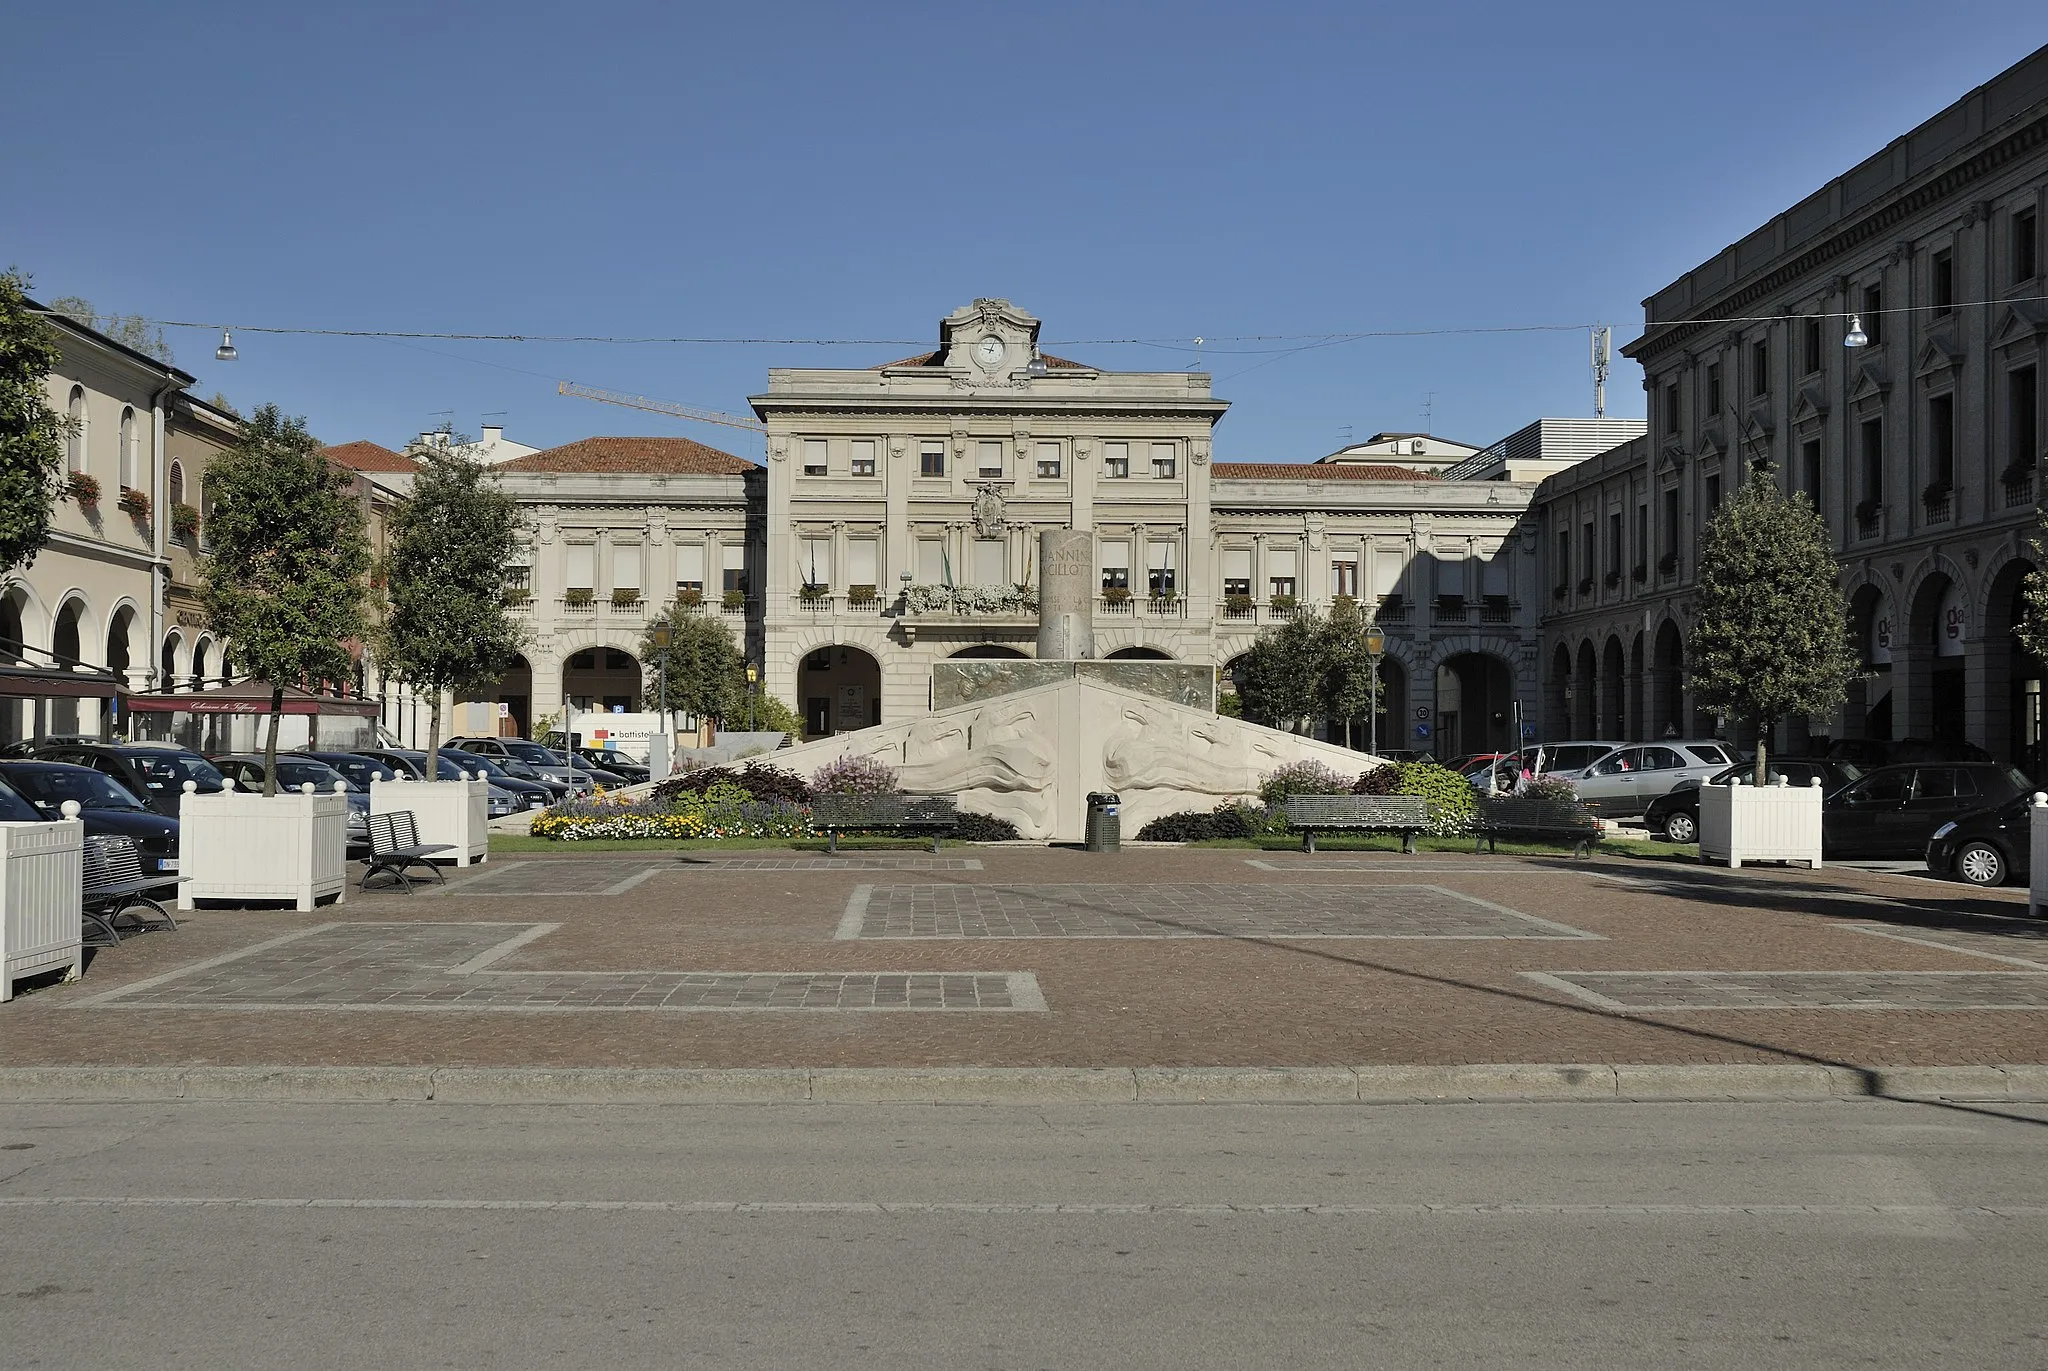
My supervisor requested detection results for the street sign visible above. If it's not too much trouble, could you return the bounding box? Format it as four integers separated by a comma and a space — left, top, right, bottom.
1521, 723, 1536, 739
1414, 723, 1432, 739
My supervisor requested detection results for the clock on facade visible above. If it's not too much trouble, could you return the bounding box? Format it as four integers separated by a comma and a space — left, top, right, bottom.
973, 335, 1006, 370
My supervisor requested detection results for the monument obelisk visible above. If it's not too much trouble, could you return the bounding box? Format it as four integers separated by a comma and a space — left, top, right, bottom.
1036, 529, 1095, 660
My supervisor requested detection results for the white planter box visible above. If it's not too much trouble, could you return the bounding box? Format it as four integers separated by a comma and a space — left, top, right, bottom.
1698, 777, 1824, 869
2029, 795, 2048, 919
370, 776, 489, 866
179, 783, 350, 911
2, 818, 84, 1002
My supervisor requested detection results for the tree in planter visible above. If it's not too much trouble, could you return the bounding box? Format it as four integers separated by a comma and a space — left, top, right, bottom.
0, 271, 72, 574
200, 405, 370, 793
641, 599, 746, 725
1316, 597, 1380, 750
1688, 462, 1858, 785
375, 439, 526, 785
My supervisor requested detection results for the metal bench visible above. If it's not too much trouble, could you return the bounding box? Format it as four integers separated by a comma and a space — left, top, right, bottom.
809, 794, 958, 854
1471, 795, 1602, 858
82, 834, 177, 946
1282, 794, 1430, 853
361, 811, 454, 892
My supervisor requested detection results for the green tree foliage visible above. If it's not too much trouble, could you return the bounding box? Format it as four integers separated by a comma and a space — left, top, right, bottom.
641, 600, 746, 725
377, 439, 525, 782
1317, 596, 1383, 748
1688, 462, 1858, 783
2014, 515, 2048, 672
46, 295, 175, 365
201, 405, 370, 791
0, 271, 70, 573
1233, 608, 1326, 732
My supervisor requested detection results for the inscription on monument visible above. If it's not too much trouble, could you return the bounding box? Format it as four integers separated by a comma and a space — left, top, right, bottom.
1036, 528, 1097, 660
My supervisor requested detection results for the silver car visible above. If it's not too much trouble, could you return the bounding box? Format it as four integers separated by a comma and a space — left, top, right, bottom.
1565, 740, 1741, 817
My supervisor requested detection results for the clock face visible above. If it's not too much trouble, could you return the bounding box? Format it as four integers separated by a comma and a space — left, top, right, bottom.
973, 336, 1006, 370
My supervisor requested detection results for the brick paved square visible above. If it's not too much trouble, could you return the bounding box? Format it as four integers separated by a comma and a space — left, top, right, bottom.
1525, 970, 2048, 1011
838, 883, 1599, 940
64, 923, 1043, 1013
436, 862, 664, 897
671, 856, 984, 872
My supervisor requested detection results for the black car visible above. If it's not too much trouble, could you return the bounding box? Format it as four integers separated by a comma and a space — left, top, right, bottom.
352, 748, 525, 818
444, 737, 589, 793
1823, 762, 2033, 859
568, 747, 650, 784
0, 761, 182, 885
295, 750, 402, 792
1925, 792, 2036, 887
35, 742, 224, 818
438, 748, 556, 809
213, 754, 372, 857
1825, 737, 1994, 769
1644, 758, 1865, 844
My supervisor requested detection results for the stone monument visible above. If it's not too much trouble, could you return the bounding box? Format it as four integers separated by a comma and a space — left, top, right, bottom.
1036, 529, 1095, 660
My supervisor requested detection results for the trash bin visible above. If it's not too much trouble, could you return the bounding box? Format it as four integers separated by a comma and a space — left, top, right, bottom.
1084, 791, 1121, 853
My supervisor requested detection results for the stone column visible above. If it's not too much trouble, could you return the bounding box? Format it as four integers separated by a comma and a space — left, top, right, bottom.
1037, 529, 1096, 661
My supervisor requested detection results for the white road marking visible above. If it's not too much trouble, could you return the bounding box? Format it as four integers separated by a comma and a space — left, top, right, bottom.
835, 885, 873, 941
1843, 925, 2048, 971
445, 923, 563, 975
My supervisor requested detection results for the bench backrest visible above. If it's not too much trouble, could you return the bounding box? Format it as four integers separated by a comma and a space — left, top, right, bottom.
1283, 794, 1429, 825
82, 834, 145, 894
810, 793, 959, 826
368, 810, 421, 854
1479, 795, 1597, 828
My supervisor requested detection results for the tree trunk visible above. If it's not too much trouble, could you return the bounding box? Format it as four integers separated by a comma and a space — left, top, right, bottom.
1753, 725, 1769, 789
262, 685, 284, 797
425, 693, 443, 784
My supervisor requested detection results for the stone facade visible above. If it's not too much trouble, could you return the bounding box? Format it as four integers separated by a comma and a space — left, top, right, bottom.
1539, 45, 2048, 768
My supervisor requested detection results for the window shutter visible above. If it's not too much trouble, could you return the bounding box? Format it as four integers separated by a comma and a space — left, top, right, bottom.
615, 544, 642, 592
678, 544, 705, 586
848, 538, 878, 585
973, 539, 1006, 585
1222, 549, 1251, 581
567, 543, 595, 589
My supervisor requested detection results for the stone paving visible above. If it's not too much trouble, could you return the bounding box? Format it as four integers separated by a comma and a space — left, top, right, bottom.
66, 922, 1039, 1013
8, 845, 2048, 1070
839, 883, 1598, 940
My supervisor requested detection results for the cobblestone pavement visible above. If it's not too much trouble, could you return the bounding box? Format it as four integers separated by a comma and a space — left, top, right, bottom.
839, 883, 1597, 940
66, 923, 1038, 1013
8, 846, 2048, 1069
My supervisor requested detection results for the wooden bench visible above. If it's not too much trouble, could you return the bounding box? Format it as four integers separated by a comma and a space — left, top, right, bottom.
809, 794, 958, 854
1471, 795, 1602, 858
361, 811, 454, 892
82, 834, 177, 946
1282, 794, 1430, 853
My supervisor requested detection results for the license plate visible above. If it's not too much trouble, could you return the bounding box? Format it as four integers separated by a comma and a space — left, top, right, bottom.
159, 857, 179, 872
527, 799, 544, 809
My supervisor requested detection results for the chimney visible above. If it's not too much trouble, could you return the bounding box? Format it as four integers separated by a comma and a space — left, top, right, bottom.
481, 424, 504, 447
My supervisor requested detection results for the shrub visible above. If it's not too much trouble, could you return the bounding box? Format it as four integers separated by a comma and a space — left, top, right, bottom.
1136, 801, 1269, 843
953, 810, 1021, 841
1351, 764, 1403, 796
1392, 760, 1479, 836
610, 586, 641, 607
563, 587, 594, 607
1257, 760, 1352, 803
650, 762, 810, 805
847, 583, 877, 605
676, 586, 704, 607
1223, 592, 1253, 614
66, 471, 101, 505
1102, 586, 1130, 606
811, 753, 897, 795
1268, 593, 1297, 611
799, 582, 829, 603
1517, 775, 1581, 804
721, 588, 745, 610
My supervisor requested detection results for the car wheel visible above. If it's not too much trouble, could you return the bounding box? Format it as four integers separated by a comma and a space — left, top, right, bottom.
1954, 841, 2008, 887
1663, 811, 1698, 844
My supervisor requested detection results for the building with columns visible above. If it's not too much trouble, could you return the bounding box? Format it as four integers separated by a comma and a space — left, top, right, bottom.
1536, 43, 2048, 769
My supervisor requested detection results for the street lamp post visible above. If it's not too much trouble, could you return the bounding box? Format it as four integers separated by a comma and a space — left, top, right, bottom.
1364, 622, 1385, 758
746, 663, 759, 732
651, 622, 671, 746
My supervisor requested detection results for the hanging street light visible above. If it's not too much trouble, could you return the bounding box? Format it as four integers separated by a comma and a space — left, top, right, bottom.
215, 329, 237, 361
1843, 314, 1869, 348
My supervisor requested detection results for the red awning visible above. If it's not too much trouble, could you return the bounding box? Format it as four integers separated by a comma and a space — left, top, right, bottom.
0, 666, 124, 700
121, 681, 379, 718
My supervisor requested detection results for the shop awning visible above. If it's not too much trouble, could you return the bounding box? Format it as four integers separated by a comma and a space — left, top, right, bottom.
0, 663, 125, 700
121, 681, 379, 717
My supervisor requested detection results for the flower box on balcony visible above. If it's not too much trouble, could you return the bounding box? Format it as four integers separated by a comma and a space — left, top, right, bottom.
1657, 553, 1678, 575
1603, 571, 1621, 589
67, 471, 100, 506
170, 502, 200, 539
1854, 498, 1883, 523
1577, 577, 1594, 595
118, 487, 151, 520
2002, 461, 2037, 487
1223, 593, 1254, 615
2, 813, 83, 1002
563, 587, 595, 607
1631, 563, 1648, 583
1552, 585, 1568, 600
500, 587, 531, 607
1921, 481, 1953, 508
1266, 593, 1296, 612
799, 583, 830, 604
676, 586, 704, 608
721, 589, 746, 611
847, 583, 877, 606
1101, 586, 1131, 606
178, 779, 350, 911
1150, 590, 1180, 607
610, 587, 642, 608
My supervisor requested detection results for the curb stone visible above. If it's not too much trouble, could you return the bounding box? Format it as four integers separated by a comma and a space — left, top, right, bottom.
0, 1064, 2040, 1105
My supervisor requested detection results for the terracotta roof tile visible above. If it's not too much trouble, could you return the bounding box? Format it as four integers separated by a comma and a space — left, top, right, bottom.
498, 435, 755, 475
1211, 462, 1439, 481
322, 440, 418, 473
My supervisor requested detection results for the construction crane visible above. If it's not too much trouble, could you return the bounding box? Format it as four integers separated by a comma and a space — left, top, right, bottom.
556, 380, 766, 435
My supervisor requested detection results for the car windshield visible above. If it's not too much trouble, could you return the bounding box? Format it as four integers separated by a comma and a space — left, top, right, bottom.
2006, 766, 2035, 793
0, 778, 41, 823
445, 752, 510, 779
130, 751, 224, 793
498, 742, 557, 765
271, 760, 348, 791
5, 766, 149, 812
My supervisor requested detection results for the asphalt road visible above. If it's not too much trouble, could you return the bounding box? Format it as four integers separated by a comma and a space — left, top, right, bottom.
4, 1098, 2046, 1369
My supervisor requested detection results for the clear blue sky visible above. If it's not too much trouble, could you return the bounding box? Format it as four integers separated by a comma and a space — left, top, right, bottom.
6, 3, 2045, 462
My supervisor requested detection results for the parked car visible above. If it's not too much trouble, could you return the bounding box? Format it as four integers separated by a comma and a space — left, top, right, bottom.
1825, 737, 1993, 769
1823, 762, 2033, 859
439, 748, 557, 809
568, 747, 650, 784
212, 754, 371, 857
0, 734, 104, 758
1549, 740, 1738, 818
1530, 741, 1628, 778
547, 749, 634, 788
353, 748, 524, 818
444, 737, 592, 793
36, 741, 224, 817
295, 750, 401, 792
1925, 792, 2036, 887
1643, 758, 1866, 843
0, 760, 182, 885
